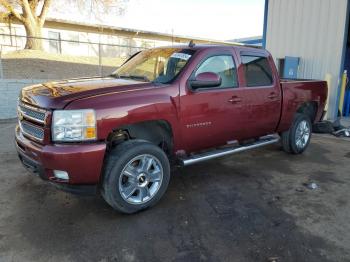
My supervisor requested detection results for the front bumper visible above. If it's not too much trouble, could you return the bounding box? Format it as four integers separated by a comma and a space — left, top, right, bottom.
15, 125, 106, 193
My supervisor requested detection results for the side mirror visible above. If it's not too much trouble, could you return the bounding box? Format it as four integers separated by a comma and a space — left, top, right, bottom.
190, 72, 222, 89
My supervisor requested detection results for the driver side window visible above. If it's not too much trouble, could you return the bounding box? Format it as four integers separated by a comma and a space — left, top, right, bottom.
195, 55, 238, 88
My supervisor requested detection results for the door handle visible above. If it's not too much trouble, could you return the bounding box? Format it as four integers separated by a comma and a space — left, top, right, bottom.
228, 96, 242, 103
267, 93, 278, 100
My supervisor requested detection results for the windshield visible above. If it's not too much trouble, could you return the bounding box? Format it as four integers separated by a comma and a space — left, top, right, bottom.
112, 48, 195, 83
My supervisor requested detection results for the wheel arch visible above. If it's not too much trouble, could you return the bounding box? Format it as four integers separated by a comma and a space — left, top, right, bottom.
106, 119, 174, 156
296, 101, 318, 123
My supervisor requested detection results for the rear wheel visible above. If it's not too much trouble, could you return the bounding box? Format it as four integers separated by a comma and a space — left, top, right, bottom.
281, 113, 312, 154
102, 140, 170, 214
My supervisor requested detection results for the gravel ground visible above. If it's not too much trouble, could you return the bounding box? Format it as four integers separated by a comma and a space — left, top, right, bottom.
1, 121, 350, 262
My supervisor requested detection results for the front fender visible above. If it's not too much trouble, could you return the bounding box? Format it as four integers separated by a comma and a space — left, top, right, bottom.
65, 85, 181, 147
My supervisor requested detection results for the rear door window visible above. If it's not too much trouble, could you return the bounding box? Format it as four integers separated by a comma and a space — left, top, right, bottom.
241, 55, 273, 87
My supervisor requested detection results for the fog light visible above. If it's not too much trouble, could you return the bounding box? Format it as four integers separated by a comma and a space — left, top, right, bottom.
53, 170, 69, 180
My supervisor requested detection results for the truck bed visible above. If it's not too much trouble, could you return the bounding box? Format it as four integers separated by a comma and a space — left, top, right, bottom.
277, 78, 328, 132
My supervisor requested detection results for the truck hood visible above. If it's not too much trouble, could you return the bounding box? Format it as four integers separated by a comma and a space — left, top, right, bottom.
20, 76, 151, 109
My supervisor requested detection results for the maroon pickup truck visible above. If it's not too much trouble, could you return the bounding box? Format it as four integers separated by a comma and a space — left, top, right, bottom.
15, 44, 327, 213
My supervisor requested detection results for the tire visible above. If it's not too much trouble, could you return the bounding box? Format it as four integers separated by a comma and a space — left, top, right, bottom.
281, 113, 312, 154
101, 140, 170, 214
312, 121, 334, 134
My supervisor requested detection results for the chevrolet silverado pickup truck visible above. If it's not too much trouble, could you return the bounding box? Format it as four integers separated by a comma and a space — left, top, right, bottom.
15, 44, 327, 213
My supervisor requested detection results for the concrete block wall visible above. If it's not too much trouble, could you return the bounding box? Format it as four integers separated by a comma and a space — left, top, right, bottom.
0, 79, 44, 119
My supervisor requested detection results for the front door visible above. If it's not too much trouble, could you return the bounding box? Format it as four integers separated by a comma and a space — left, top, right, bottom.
180, 53, 242, 153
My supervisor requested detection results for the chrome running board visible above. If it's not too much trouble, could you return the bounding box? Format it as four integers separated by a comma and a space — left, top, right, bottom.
180, 134, 280, 166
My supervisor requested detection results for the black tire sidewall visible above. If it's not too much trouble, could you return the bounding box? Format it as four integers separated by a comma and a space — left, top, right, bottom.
103, 141, 170, 213
289, 114, 312, 154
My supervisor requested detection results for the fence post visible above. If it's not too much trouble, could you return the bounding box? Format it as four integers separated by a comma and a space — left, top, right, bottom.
98, 42, 102, 76
58, 34, 62, 54
0, 46, 3, 79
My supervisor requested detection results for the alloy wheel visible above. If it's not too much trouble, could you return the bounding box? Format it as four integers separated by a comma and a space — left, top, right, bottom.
118, 154, 163, 205
295, 120, 311, 149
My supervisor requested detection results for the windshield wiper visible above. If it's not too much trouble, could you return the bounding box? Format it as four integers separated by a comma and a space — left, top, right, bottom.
119, 75, 150, 82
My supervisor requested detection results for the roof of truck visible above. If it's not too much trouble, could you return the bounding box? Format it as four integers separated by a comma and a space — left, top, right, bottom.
155, 43, 269, 56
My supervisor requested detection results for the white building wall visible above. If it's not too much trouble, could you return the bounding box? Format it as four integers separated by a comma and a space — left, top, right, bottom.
0, 23, 174, 58
266, 0, 348, 120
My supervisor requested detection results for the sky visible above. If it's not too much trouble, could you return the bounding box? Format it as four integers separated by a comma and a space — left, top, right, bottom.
53, 0, 265, 41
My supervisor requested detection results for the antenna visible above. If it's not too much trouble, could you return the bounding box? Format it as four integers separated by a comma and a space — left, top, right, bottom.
189, 40, 195, 48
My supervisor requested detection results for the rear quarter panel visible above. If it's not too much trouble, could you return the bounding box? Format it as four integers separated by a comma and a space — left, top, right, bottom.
277, 80, 328, 132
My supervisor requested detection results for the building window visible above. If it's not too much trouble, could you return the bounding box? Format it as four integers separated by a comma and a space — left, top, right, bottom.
241, 55, 273, 87
67, 32, 79, 46
48, 31, 61, 53
0, 28, 5, 44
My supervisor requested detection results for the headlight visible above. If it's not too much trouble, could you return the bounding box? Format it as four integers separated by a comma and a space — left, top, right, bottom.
52, 109, 97, 142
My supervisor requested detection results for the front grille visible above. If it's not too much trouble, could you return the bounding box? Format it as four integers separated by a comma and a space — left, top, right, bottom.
20, 121, 45, 141
18, 103, 46, 124
18, 103, 49, 143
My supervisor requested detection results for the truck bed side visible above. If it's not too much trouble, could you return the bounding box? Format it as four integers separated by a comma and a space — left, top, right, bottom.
277, 79, 328, 132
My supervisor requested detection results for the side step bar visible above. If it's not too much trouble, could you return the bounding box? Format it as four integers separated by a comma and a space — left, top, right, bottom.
179, 134, 280, 166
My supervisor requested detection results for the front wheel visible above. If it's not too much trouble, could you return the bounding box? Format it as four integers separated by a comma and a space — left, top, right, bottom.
102, 140, 170, 214
281, 113, 312, 154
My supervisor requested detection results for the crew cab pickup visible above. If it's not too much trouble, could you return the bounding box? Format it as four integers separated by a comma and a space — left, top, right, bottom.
15, 44, 327, 213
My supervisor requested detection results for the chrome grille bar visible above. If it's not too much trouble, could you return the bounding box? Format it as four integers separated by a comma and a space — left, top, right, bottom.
18, 103, 47, 124
19, 121, 45, 142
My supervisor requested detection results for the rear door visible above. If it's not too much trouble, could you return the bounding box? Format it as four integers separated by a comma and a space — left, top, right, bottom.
231, 51, 282, 139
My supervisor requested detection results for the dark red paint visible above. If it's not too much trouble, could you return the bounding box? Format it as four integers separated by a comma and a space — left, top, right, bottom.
16, 45, 328, 185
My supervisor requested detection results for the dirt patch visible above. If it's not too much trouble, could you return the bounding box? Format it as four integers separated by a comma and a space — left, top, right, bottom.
2, 50, 125, 67
1, 50, 125, 79
1, 123, 350, 261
